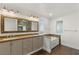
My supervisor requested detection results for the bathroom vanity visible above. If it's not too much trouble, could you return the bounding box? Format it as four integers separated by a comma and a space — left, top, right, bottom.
0, 14, 61, 55
0, 34, 60, 55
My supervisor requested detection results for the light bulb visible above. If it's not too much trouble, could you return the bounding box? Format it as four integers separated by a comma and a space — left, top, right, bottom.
49, 13, 53, 16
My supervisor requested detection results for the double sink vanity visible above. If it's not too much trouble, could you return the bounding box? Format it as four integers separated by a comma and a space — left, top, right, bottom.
0, 14, 61, 55
0, 34, 61, 55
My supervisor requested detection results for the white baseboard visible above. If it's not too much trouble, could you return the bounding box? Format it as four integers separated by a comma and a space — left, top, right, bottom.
27, 47, 43, 55
61, 42, 79, 50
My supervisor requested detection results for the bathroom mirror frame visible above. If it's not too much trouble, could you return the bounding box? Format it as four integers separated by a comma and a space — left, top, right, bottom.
1, 15, 39, 33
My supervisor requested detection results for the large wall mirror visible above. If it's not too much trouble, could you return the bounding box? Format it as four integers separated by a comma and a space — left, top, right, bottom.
31, 22, 38, 31
4, 18, 17, 31
1, 15, 39, 33
17, 19, 31, 31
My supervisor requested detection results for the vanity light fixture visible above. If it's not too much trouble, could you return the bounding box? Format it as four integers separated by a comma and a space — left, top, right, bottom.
0, 6, 39, 21
0, 8, 16, 17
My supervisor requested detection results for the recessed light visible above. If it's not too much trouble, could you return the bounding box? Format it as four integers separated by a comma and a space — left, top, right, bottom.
49, 13, 53, 16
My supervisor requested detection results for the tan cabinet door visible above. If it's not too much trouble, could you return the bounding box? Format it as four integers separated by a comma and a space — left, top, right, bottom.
11, 40, 22, 55
23, 38, 33, 55
0, 42, 11, 55
38, 36, 43, 48
33, 36, 43, 51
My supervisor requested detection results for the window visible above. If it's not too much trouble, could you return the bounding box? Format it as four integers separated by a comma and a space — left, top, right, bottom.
56, 21, 64, 35
39, 18, 45, 33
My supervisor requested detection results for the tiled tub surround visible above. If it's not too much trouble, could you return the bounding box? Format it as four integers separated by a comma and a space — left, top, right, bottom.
0, 34, 61, 55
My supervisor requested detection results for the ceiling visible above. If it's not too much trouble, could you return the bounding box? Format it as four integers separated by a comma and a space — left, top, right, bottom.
0, 3, 79, 19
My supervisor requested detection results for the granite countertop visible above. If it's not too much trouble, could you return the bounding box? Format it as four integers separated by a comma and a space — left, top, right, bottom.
0, 34, 60, 43
0, 34, 44, 43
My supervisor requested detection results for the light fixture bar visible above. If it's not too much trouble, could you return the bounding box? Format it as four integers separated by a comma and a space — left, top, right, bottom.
0, 8, 39, 21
